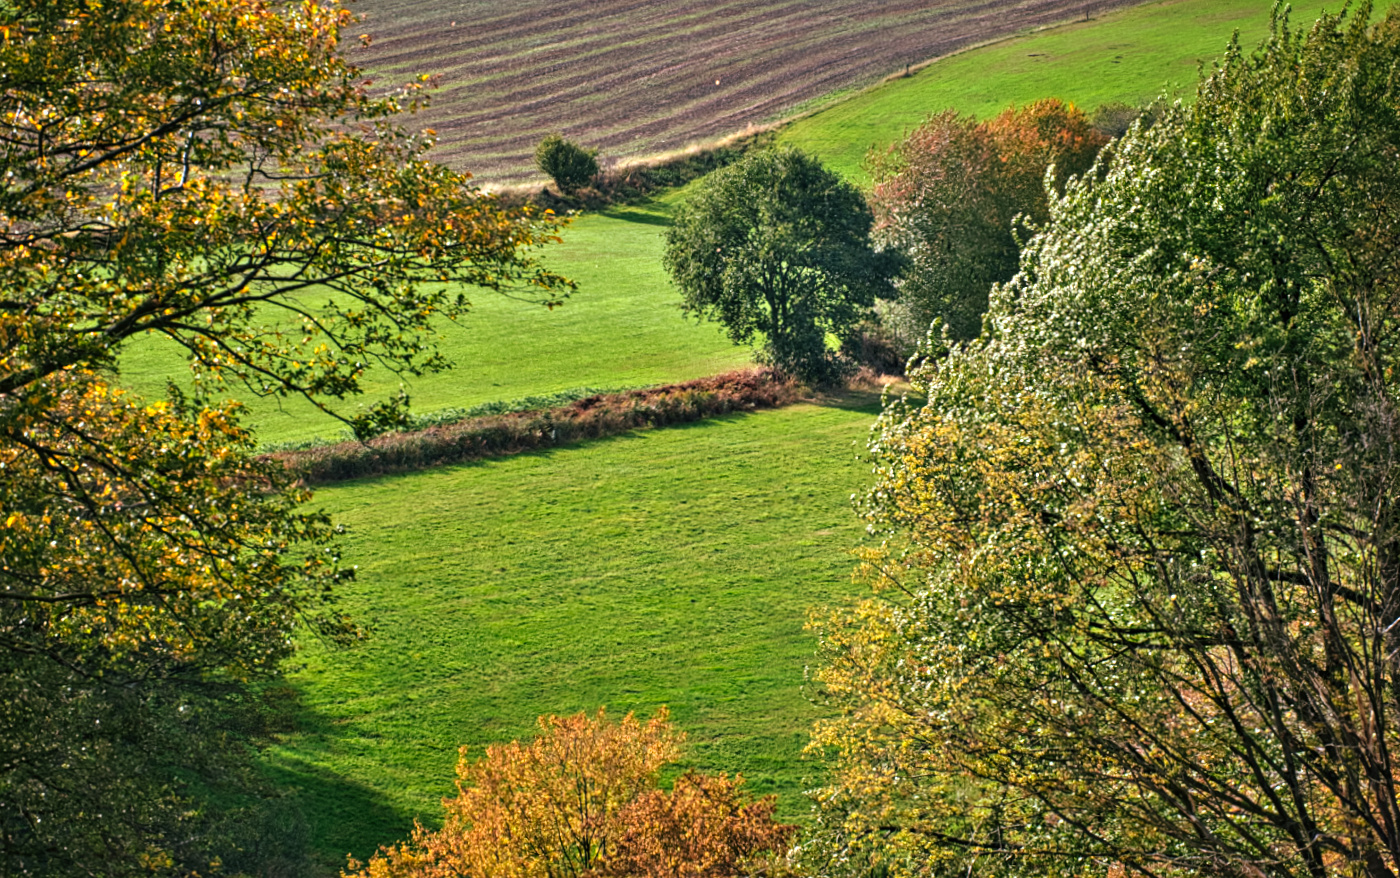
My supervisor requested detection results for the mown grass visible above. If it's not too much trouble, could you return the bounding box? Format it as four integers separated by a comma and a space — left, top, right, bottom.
271, 395, 883, 867
779, 0, 1398, 183
118, 194, 748, 445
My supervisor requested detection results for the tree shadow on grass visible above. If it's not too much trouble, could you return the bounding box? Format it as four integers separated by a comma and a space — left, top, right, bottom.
257, 688, 417, 876
602, 206, 672, 227
812, 386, 891, 416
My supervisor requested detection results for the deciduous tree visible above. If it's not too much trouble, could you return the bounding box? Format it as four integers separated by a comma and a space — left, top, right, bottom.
868, 99, 1107, 342
810, 6, 1400, 877
610, 770, 795, 878
0, 0, 570, 873
349, 708, 794, 878
663, 148, 899, 384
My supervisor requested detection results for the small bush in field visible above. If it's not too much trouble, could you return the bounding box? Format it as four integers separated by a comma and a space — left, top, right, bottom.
536, 133, 599, 193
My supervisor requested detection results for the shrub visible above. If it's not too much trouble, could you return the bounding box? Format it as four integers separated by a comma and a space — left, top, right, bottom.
266, 369, 805, 484
345, 709, 794, 878
839, 319, 911, 377
536, 133, 599, 193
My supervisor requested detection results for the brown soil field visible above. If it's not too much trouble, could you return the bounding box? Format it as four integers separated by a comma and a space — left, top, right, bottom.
349, 0, 1147, 187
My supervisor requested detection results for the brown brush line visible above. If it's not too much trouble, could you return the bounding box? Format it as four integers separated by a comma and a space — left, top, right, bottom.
265, 368, 803, 485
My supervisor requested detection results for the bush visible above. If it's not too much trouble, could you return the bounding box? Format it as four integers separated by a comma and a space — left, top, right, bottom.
346, 709, 794, 878
1089, 100, 1161, 138
535, 133, 599, 193
839, 320, 909, 376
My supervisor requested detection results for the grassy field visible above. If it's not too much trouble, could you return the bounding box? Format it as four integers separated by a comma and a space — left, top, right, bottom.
271, 395, 882, 866
119, 195, 750, 446
118, 3, 1391, 445
780, 0, 1397, 182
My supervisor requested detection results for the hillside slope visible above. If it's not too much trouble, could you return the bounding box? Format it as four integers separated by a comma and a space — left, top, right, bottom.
349, 0, 1147, 186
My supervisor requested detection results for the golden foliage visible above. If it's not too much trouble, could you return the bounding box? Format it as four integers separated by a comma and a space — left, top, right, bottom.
348, 709, 794, 878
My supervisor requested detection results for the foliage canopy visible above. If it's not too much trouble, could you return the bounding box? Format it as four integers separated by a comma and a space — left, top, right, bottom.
348, 708, 794, 878
663, 147, 899, 384
536, 133, 600, 193
0, 0, 569, 873
868, 99, 1107, 342
812, 5, 1400, 877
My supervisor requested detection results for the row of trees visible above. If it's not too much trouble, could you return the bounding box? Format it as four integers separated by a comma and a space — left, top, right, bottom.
661, 101, 1117, 383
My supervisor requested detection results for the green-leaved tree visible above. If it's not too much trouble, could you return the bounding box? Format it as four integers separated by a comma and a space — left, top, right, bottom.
811, 6, 1400, 877
663, 148, 899, 384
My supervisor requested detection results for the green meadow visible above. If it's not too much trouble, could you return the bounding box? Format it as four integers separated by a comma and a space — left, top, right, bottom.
273, 397, 881, 866
113, 0, 1398, 867
119, 195, 747, 446
780, 0, 1397, 182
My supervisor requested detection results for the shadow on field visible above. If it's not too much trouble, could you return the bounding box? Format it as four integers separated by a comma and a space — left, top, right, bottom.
814, 387, 890, 416
259, 690, 416, 875
603, 206, 671, 226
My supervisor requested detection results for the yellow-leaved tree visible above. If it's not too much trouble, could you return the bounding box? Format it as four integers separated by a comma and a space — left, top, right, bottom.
0, 1, 571, 874
809, 5, 1400, 878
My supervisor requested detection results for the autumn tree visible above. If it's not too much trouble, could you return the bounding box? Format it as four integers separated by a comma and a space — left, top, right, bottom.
349, 708, 794, 878
810, 5, 1400, 878
663, 148, 899, 385
868, 99, 1107, 342
0, 0, 569, 874
610, 771, 795, 878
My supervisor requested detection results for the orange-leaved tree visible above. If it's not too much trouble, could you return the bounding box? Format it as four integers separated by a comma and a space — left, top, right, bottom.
609, 771, 795, 878
348, 708, 795, 878
869, 99, 1108, 343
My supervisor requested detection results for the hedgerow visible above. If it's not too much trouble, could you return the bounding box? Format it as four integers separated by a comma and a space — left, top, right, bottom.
266, 368, 803, 484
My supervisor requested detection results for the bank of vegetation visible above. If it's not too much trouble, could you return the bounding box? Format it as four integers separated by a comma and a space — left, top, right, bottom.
268, 368, 805, 484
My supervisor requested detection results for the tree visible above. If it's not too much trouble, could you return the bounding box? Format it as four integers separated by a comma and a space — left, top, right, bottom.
810, 6, 1400, 878
347, 708, 794, 878
608, 771, 795, 878
663, 147, 899, 384
0, 0, 570, 873
536, 133, 600, 193
868, 99, 1107, 342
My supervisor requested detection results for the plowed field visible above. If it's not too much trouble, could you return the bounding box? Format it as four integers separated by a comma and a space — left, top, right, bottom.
350, 0, 1147, 186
